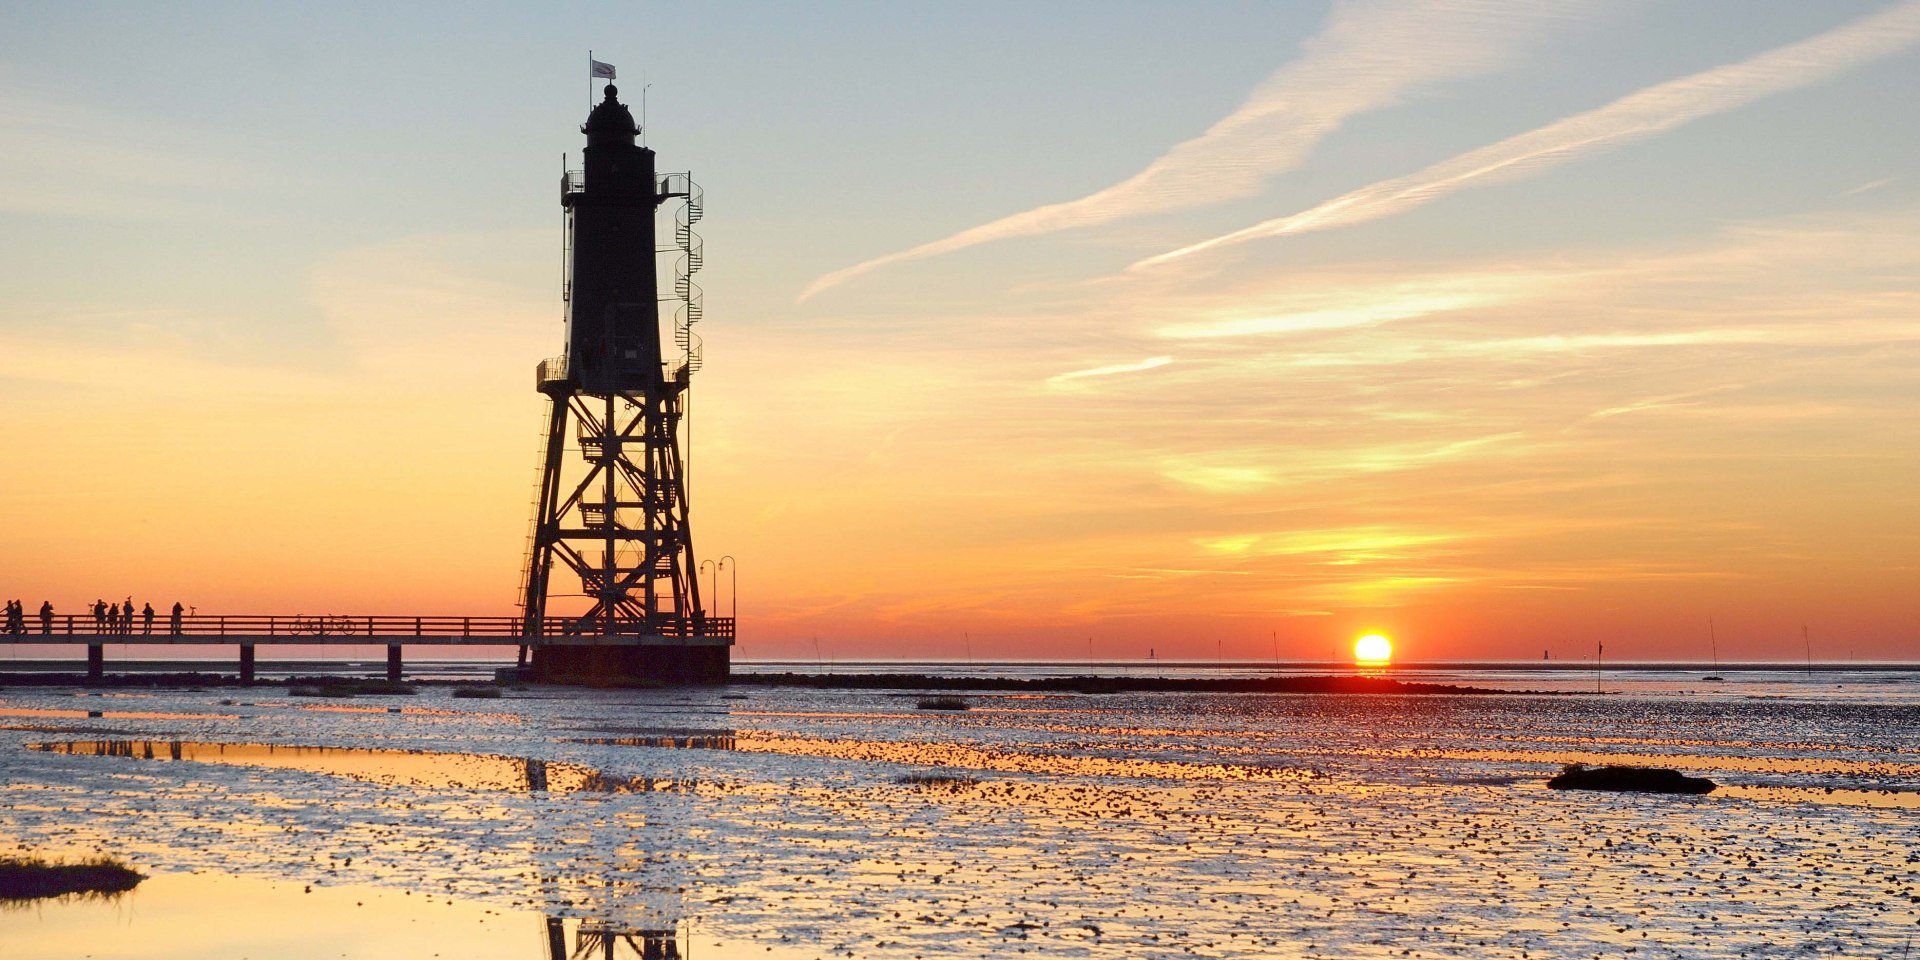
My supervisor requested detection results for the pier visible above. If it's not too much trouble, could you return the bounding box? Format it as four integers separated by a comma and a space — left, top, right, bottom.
0, 615, 735, 684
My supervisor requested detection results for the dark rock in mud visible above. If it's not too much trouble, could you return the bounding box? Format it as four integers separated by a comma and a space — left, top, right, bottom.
1547, 763, 1716, 795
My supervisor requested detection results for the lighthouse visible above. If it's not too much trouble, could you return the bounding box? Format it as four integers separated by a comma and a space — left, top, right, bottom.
519, 83, 730, 683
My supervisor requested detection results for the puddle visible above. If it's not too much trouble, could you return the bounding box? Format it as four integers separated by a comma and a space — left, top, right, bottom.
1356, 745, 1920, 778
580, 731, 1315, 782
26, 740, 686, 795
0, 707, 239, 721
1715, 784, 1920, 809
0, 724, 177, 736
992, 720, 1920, 759
1508, 775, 1920, 809
0, 870, 816, 960
574, 729, 741, 749
264, 702, 523, 721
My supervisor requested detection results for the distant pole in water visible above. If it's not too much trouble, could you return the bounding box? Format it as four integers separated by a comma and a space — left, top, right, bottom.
1709, 617, 1718, 669
1595, 641, 1603, 694
1088, 636, 1094, 661
964, 631, 972, 663
1217, 638, 1223, 665
1272, 630, 1279, 665
1804, 624, 1813, 675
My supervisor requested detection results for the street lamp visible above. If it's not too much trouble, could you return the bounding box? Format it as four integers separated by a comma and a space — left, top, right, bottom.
699, 560, 716, 621
719, 556, 736, 622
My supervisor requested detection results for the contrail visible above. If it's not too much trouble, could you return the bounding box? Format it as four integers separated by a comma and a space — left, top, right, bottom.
799, 0, 1591, 300
1133, 0, 1920, 271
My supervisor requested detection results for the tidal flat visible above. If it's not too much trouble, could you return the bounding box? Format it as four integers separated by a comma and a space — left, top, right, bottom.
2, 673, 1917, 958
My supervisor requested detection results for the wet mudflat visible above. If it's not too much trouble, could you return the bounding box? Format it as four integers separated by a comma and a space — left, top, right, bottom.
2, 676, 1917, 958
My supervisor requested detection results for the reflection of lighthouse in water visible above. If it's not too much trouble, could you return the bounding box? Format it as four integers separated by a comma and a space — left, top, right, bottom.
533, 787, 692, 960
544, 916, 685, 960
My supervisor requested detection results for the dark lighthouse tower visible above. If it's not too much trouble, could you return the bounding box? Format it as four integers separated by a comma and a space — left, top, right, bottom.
519, 83, 731, 682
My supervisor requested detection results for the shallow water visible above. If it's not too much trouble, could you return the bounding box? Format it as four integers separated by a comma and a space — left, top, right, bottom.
2, 674, 1917, 958
1, 870, 815, 960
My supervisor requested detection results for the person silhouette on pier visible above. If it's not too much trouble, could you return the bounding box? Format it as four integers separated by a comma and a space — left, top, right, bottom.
170, 601, 184, 635
5, 600, 19, 635
142, 602, 155, 635
107, 602, 120, 635
39, 601, 53, 635
92, 599, 106, 633
122, 597, 134, 635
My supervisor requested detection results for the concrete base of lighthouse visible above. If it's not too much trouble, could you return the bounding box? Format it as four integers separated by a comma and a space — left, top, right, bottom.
528, 640, 729, 685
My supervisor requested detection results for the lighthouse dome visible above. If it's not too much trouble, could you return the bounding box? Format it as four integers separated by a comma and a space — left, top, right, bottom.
582, 84, 638, 146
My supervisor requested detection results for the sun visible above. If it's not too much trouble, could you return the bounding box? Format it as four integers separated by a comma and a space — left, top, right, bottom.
1354, 633, 1393, 665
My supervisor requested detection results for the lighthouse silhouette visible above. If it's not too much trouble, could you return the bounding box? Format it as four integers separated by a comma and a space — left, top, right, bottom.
519, 82, 730, 683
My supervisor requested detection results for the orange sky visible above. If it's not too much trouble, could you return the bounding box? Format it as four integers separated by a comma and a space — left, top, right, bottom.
3, 4, 1918, 662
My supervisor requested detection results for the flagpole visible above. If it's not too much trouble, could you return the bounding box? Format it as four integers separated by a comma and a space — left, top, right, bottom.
588, 50, 593, 108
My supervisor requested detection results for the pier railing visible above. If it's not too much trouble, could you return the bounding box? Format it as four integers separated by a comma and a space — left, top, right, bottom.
9, 614, 734, 642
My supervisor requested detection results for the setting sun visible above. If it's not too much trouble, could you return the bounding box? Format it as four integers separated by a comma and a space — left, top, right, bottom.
1354, 634, 1394, 664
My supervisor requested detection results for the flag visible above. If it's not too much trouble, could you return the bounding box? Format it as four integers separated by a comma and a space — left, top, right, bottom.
590, 58, 616, 80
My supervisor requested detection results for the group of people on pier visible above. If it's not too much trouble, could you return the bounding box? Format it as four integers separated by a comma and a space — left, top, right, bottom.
3, 598, 186, 636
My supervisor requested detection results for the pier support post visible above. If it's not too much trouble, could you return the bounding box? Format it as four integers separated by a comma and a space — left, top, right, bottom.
386, 644, 403, 683
239, 644, 256, 685
86, 643, 104, 682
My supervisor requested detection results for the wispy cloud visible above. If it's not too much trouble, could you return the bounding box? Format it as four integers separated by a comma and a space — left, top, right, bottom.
1134, 0, 1920, 270
799, 0, 1592, 299
1199, 526, 1462, 562
1153, 272, 1564, 340
1839, 176, 1898, 198
1047, 355, 1174, 387
1160, 432, 1529, 494
1583, 386, 1741, 422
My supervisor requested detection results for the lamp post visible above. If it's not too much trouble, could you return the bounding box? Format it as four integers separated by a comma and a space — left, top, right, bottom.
699, 560, 716, 622
719, 556, 736, 622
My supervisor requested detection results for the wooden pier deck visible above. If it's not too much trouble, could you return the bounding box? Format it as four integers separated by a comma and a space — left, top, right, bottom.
0, 615, 735, 682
